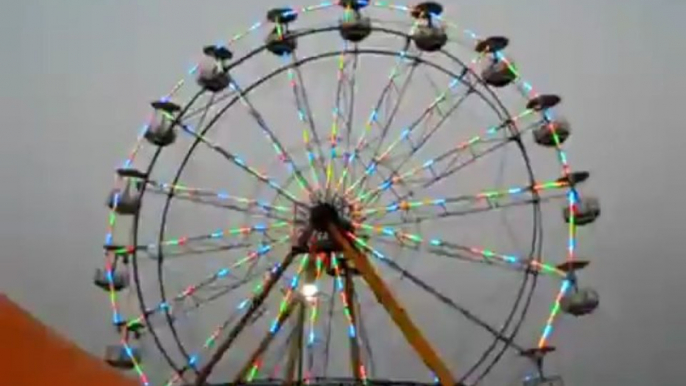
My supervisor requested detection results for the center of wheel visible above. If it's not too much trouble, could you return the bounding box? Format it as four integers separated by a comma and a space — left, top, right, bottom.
306, 197, 360, 277
308, 194, 357, 231
309, 202, 340, 232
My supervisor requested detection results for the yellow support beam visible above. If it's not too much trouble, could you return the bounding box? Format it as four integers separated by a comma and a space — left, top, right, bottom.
328, 225, 456, 386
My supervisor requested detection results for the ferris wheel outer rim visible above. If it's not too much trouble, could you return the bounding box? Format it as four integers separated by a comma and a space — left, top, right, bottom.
121, 23, 548, 386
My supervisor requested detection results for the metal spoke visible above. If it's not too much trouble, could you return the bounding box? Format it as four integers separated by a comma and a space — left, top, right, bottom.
163, 265, 291, 384
178, 123, 308, 208
356, 300, 376, 378
145, 179, 300, 223
346, 68, 472, 200
373, 194, 564, 227
322, 279, 337, 377
227, 76, 316, 197
108, 224, 276, 259
356, 225, 565, 278
335, 34, 417, 193
325, 42, 361, 198
347, 234, 529, 354
139, 236, 290, 328
194, 245, 303, 385
282, 49, 328, 192
360, 178, 571, 223
355, 111, 541, 205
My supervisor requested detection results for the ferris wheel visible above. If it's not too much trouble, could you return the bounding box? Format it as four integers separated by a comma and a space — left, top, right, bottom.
96, 1, 602, 385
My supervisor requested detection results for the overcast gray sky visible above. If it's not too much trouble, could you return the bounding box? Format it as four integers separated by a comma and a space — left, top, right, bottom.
1, 0, 685, 385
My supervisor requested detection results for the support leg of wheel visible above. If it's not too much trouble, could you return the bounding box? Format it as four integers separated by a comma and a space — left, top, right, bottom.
328, 225, 456, 386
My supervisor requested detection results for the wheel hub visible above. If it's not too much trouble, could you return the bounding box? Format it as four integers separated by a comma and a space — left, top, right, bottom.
305, 197, 361, 276
309, 202, 340, 231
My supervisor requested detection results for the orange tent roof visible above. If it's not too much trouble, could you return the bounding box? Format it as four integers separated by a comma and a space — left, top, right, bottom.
0, 294, 140, 386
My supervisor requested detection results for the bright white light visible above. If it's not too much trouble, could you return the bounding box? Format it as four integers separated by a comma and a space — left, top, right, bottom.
301, 283, 319, 301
